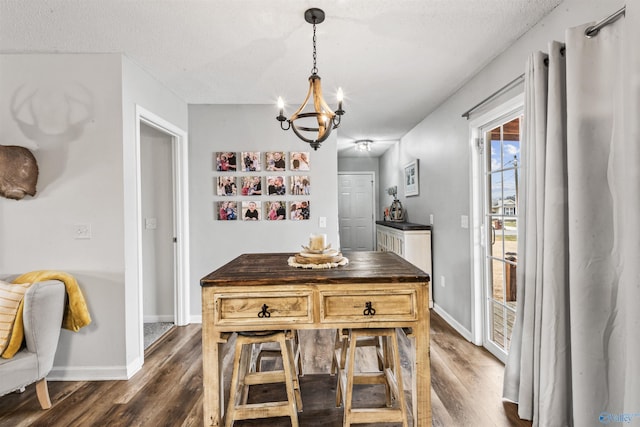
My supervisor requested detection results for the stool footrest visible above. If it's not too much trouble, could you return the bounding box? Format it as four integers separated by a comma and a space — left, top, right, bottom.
340, 371, 388, 386
348, 407, 406, 424
232, 401, 296, 421
243, 370, 286, 385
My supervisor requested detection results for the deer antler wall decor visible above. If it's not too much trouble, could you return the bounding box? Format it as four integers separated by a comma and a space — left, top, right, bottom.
0, 145, 39, 200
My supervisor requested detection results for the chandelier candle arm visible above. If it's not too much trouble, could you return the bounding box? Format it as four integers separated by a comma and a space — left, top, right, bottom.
275, 8, 345, 150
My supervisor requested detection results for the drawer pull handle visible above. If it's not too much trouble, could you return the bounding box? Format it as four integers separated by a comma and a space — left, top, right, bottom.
258, 304, 271, 318
363, 301, 376, 316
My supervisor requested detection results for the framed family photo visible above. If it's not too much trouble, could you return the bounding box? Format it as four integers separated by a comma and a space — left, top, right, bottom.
404, 160, 419, 197
241, 151, 262, 172
215, 152, 238, 172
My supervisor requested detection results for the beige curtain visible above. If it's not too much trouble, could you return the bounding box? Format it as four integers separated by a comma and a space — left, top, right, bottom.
503, 5, 640, 426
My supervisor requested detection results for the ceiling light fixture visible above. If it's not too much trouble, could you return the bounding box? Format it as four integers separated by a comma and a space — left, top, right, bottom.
355, 139, 372, 152
276, 8, 345, 151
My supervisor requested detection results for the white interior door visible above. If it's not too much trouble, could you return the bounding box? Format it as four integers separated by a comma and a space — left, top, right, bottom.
140, 124, 175, 323
338, 173, 375, 251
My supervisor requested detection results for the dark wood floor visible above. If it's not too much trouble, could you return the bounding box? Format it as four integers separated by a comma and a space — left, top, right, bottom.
0, 313, 531, 426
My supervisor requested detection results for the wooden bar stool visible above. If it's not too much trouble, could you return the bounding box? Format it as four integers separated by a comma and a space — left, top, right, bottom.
335, 328, 409, 427
225, 331, 300, 427
253, 330, 303, 411
331, 329, 386, 407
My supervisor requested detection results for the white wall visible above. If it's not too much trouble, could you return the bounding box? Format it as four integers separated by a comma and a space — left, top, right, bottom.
0, 53, 128, 376
378, 0, 625, 336
188, 104, 339, 318
0, 53, 188, 379
121, 55, 188, 374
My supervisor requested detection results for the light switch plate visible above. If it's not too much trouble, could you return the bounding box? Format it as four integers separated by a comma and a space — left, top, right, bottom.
145, 218, 157, 229
74, 223, 91, 239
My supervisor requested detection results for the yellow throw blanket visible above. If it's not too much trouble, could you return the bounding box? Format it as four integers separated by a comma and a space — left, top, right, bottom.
1, 270, 91, 359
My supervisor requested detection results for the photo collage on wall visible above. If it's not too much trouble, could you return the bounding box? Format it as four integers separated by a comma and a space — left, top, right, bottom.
213, 151, 311, 221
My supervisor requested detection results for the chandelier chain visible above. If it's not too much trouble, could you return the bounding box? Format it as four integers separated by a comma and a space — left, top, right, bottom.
311, 21, 318, 75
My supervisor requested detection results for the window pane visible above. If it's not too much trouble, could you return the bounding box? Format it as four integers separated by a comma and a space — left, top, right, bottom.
491, 222, 505, 259
491, 301, 506, 350
490, 171, 503, 213
506, 308, 516, 352
501, 117, 521, 169
490, 128, 502, 171
502, 168, 517, 210
491, 259, 505, 302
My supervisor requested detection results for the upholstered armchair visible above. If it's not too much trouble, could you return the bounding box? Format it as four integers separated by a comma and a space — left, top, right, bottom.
0, 280, 65, 409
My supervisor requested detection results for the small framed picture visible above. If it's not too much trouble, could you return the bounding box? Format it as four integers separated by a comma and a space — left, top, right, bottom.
265, 151, 287, 171
240, 176, 263, 196
216, 176, 237, 196
241, 151, 262, 172
404, 159, 419, 197
290, 176, 310, 195
266, 176, 287, 195
215, 152, 238, 172
216, 201, 237, 220
242, 201, 261, 221
264, 201, 287, 221
290, 152, 310, 171
289, 201, 310, 221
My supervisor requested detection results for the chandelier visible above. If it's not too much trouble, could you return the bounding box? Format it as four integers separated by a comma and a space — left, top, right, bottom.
276, 8, 345, 151
355, 139, 372, 152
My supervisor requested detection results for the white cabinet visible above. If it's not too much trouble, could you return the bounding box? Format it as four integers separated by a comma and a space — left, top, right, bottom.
376, 222, 433, 308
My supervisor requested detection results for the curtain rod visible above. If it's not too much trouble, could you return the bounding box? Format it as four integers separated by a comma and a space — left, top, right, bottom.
585, 6, 626, 38
461, 73, 524, 119
462, 5, 625, 119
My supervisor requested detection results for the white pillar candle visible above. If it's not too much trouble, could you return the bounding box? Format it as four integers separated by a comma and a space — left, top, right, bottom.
309, 233, 327, 251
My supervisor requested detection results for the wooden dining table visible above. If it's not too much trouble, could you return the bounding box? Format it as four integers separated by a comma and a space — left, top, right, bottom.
200, 251, 432, 426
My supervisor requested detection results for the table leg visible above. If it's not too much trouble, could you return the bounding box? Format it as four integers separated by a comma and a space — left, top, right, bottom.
414, 317, 432, 426
410, 333, 418, 427
203, 297, 222, 426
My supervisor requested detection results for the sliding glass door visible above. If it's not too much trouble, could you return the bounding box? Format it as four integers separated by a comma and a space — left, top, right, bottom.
472, 105, 523, 362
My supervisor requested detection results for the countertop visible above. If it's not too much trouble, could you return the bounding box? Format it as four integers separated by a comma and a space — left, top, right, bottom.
376, 221, 432, 231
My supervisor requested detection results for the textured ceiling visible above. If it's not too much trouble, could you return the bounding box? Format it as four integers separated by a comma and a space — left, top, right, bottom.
0, 0, 562, 156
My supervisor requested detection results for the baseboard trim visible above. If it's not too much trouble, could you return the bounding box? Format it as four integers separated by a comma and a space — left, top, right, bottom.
190, 315, 202, 324
49, 366, 128, 381
432, 303, 474, 342
48, 356, 143, 381
143, 315, 174, 323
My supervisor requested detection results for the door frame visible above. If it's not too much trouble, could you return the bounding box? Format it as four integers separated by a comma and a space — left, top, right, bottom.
135, 105, 190, 358
469, 94, 523, 353
337, 171, 376, 251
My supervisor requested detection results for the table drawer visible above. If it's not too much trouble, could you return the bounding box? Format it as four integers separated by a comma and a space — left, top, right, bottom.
320, 290, 417, 322
214, 292, 313, 325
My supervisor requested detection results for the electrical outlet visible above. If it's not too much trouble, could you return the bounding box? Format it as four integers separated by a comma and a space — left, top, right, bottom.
440, 275, 446, 288
429, 214, 434, 225
74, 223, 91, 239
319, 216, 327, 228
461, 215, 469, 229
